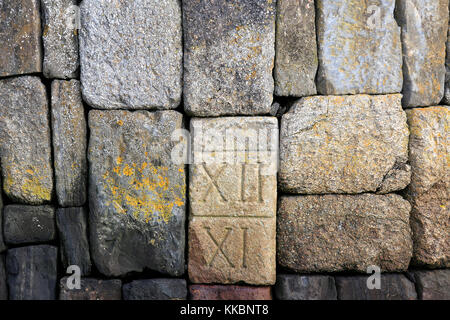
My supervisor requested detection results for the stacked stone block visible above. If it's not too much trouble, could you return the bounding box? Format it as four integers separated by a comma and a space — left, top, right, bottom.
0, 0, 448, 301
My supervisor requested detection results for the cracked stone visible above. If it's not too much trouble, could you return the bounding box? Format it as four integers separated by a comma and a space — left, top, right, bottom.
279, 95, 410, 194
413, 270, 450, 300
396, 0, 449, 107
41, 0, 79, 79
123, 279, 187, 300
316, 0, 402, 95
0, 76, 53, 204
275, 274, 337, 300
79, 0, 182, 109
6, 245, 58, 300
183, 0, 276, 116
3, 205, 55, 245
51, 80, 87, 207
275, 0, 317, 96
88, 110, 186, 277
59, 278, 122, 300
0, 0, 42, 77
406, 106, 449, 268
278, 194, 413, 272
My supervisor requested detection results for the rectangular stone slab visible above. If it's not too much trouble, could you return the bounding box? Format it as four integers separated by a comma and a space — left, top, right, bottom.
59, 278, 122, 300
279, 94, 410, 194
396, 0, 449, 107
0, 0, 42, 77
406, 106, 449, 268
275, 274, 337, 300
316, 0, 402, 95
188, 117, 278, 285
275, 0, 317, 97
183, 0, 276, 116
51, 80, 87, 207
445, 22, 450, 104
123, 279, 187, 300
413, 270, 450, 300
0, 254, 6, 300
277, 194, 413, 273
189, 285, 272, 300
0, 76, 53, 204
41, 0, 79, 79
79, 0, 182, 109
88, 110, 186, 277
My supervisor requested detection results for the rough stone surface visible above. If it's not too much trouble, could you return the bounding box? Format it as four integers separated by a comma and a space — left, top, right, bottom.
0, 174, 5, 253
0, 0, 42, 77
6, 245, 58, 300
396, 0, 449, 107
123, 279, 187, 300
88, 110, 186, 277
406, 107, 449, 268
279, 95, 410, 194
79, 0, 182, 110
56, 207, 91, 276
274, 0, 317, 97
335, 274, 417, 300
445, 23, 450, 104
183, 0, 276, 116
41, 0, 79, 79
414, 270, 450, 300
275, 274, 337, 300
3, 205, 55, 245
189, 285, 272, 300
0, 254, 6, 300
188, 117, 278, 285
316, 0, 402, 95
278, 194, 413, 273
0, 76, 53, 204
59, 278, 122, 300
51, 80, 87, 207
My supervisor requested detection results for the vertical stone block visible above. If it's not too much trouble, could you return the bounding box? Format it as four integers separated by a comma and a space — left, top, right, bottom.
88, 110, 186, 276
183, 0, 276, 116
316, 0, 402, 95
3, 205, 55, 245
335, 274, 417, 300
0, 254, 6, 300
189, 285, 272, 300
413, 270, 450, 300
6, 245, 58, 300
41, 0, 79, 79
278, 194, 413, 273
56, 207, 91, 276
445, 21, 450, 104
188, 117, 278, 285
275, 275, 337, 300
275, 0, 317, 96
406, 107, 449, 268
123, 279, 187, 300
279, 95, 410, 194
0, 76, 53, 204
79, 0, 182, 109
396, 0, 449, 107
59, 278, 122, 300
51, 80, 87, 207
0, 0, 42, 77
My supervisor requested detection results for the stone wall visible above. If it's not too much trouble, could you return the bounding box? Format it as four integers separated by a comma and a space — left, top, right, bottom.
0, 0, 448, 300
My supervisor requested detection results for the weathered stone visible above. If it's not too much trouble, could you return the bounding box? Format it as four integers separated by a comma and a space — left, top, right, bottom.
0, 76, 53, 204
183, 0, 276, 116
56, 207, 91, 276
123, 279, 187, 300
275, 274, 337, 300
279, 95, 410, 194
6, 245, 58, 300
189, 285, 272, 300
3, 205, 55, 245
336, 274, 417, 300
0, 174, 5, 253
88, 110, 186, 277
188, 117, 278, 285
316, 0, 402, 95
396, 0, 449, 107
59, 278, 122, 300
0, 254, 6, 300
406, 107, 449, 268
275, 0, 317, 97
51, 80, 87, 207
445, 23, 450, 104
278, 194, 413, 273
0, 0, 41, 77
79, 0, 182, 109
41, 0, 79, 79
413, 270, 450, 300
